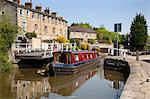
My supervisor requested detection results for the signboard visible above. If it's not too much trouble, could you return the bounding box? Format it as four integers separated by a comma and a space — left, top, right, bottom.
114, 23, 122, 32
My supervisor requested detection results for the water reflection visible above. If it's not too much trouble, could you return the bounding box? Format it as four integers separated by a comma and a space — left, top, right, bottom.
104, 69, 127, 99
0, 64, 129, 99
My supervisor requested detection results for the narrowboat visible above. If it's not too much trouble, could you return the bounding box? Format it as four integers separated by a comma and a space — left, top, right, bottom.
51, 50, 100, 75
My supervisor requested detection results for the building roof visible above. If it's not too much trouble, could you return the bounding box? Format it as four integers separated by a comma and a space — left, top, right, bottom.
5, 0, 67, 23
68, 26, 97, 34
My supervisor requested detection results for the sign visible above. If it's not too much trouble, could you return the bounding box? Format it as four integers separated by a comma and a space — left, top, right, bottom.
114, 23, 122, 32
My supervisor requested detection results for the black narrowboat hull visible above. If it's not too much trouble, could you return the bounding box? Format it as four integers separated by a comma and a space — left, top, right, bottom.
53, 58, 101, 75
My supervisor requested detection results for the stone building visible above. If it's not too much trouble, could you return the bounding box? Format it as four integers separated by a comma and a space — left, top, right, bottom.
0, 0, 68, 42
68, 26, 97, 43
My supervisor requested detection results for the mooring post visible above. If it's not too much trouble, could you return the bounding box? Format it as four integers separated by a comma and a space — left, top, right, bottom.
136, 50, 139, 61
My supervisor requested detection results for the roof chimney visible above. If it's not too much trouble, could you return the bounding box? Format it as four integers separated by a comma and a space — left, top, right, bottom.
51, 12, 57, 17
44, 7, 50, 14
25, 1, 32, 9
13, 0, 21, 5
35, 6, 42, 12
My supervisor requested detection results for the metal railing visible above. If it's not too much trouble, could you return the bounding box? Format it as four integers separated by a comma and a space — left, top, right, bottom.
12, 43, 77, 56
108, 48, 128, 59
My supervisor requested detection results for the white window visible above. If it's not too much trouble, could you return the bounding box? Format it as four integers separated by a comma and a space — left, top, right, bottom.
86, 54, 89, 59
22, 21, 26, 31
90, 54, 93, 58
75, 55, 79, 61
1, 10, 5, 15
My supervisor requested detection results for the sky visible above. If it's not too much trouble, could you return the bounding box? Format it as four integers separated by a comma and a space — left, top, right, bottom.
22, 0, 150, 35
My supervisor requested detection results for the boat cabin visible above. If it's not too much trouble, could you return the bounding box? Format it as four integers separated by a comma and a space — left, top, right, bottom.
53, 51, 98, 65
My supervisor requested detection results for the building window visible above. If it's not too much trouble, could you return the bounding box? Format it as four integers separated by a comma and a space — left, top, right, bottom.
48, 17, 51, 23
1, 10, 5, 15
44, 26, 48, 33
60, 29, 62, 35
20, 9, 23, 16
59, 20, 61, 25
26, 10, 29, 16
34, 24, 38, 30
42, 15, 45, 21
37, 13, 40, 19
55, 19, 57, 25
52, 18, 54, 24
32, 12, 35, 18
22, 22, 26, 31
53, 28, 55, 34
82, 32, 84, 35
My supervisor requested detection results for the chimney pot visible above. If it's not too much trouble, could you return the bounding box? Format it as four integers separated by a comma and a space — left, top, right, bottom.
51, 12, 57, 17
44, 7, 50, 14
36, 6, 42, 12
25, 2, 32, 9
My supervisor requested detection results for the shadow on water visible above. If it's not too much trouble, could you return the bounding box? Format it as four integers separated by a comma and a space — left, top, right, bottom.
0, 59, 130, 99
18, 58, 52, 68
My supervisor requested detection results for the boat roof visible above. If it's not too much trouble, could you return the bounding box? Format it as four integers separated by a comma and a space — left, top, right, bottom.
54, 50, 97, 54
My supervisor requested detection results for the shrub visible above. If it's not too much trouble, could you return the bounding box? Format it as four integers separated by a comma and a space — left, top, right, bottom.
25, 32, 37, 39
81, 43, 90, 50
57, 36, 69, 43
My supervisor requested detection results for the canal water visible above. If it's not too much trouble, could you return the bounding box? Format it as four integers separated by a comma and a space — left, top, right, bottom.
0, 60, 129, 99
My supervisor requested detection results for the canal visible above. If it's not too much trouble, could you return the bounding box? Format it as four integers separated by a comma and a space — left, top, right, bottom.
0, 60, 129, 99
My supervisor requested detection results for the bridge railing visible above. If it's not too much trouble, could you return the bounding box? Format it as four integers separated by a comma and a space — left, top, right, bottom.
13, 43, 77, 54
108, 48, 128, 59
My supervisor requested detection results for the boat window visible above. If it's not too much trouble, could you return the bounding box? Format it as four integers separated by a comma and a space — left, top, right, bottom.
86, 54, 89, 59
90, 54, 93, 58
95, 53, 97, 57
75, 54, 79, 62
68, 54, 71, 64
55, 53, 66, 64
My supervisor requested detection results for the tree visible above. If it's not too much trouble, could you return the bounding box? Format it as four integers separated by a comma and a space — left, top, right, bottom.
144, 36, 150, 50
130, 14, 148, 51
95, 27, 121, 44
71, 23, 92, 28
0, 16, 18, 71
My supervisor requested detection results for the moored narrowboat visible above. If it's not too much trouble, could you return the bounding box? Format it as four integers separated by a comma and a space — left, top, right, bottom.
52, 50, 100, 75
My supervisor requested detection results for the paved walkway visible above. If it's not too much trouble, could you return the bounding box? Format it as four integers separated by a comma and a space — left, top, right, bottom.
120, 55, 150, 99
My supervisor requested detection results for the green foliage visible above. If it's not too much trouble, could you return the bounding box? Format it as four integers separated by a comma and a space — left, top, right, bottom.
95, 27, 121, 43
88, 39, 96, 44
144, 37, 150, 50
71, 23, 92, 28
0, 16, 18, 71
81, 43, 90, 50
69, 39, 75, 43
130, 13, 148, 51
25, 32, 37, 39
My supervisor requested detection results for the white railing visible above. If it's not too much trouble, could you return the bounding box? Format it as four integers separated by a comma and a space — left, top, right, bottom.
108, 48, 128, 59
13, 43, 77, 55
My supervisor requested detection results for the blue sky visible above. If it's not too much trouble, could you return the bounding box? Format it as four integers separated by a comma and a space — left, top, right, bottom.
22, 0, 150, 35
